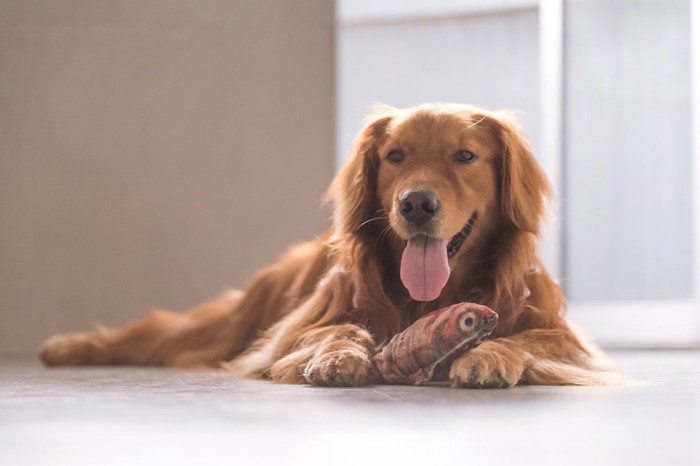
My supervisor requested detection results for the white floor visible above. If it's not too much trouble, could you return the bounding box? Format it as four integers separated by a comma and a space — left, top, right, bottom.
1, 351, 699, 466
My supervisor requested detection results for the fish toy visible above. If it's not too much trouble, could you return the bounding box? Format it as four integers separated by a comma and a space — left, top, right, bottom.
370, 302, 498, 385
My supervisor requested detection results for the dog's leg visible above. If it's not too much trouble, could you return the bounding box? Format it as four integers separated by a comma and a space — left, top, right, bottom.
275, 324, 376, 386
225, 304, 376, 386
224, 263, 378, 387
39, 290, 246, 368
449, 328, 616, 388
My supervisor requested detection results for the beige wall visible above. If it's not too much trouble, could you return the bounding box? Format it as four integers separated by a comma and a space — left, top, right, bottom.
0, 0, 336, 356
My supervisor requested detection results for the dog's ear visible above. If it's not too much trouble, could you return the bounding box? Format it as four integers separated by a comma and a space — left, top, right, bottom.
326, 109, 394, 237
491, 114, 552, 234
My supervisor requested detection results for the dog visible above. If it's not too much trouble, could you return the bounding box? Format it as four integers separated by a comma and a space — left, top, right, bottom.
39, 103, 613, 387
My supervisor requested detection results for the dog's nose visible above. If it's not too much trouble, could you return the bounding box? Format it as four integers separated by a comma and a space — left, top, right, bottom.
399, 190, 441, 225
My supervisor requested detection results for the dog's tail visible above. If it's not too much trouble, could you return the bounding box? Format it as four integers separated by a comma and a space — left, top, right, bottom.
525, 358, 640, 386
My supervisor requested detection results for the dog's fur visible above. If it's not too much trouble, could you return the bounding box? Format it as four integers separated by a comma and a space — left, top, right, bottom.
39, 103, 614, 387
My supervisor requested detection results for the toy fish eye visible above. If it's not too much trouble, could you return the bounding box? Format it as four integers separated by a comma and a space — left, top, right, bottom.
460, 313, 476, 331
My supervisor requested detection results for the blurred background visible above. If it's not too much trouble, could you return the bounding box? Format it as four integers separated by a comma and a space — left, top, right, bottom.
1, 0, 698, 357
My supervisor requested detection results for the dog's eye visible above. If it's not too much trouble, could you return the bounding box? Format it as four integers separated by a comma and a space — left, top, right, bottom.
454, 150, 477, 164
386, 150, 404, 163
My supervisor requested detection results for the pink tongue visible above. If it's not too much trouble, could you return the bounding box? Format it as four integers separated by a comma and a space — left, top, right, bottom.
400, 236, 450, 301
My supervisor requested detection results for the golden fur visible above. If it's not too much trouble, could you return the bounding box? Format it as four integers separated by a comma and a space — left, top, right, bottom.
39, 103, 614, 387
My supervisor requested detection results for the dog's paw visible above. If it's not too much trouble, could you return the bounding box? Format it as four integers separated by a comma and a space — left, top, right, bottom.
303, 347, 371, 387
38, 333, 96, 366
449, 341, 525, 388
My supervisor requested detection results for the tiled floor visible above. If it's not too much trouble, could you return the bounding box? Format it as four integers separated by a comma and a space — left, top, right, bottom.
1, 351, 699, 466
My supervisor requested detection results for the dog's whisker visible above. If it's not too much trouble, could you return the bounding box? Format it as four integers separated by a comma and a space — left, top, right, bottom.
376, 221, 400, 248
377, 224, 394, 243
355, 215, 390, 232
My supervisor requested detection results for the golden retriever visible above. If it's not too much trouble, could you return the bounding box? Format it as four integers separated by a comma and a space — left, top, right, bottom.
39, 103, 612, 387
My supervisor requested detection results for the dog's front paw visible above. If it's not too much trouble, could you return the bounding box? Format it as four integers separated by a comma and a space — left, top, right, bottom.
450, 341, 525, 388
303, 347, 371, 387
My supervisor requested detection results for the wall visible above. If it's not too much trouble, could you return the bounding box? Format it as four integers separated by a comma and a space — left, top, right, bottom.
0, 0, 335, 356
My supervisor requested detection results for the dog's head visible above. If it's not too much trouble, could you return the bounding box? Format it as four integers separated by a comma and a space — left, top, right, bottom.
329, 103, 551, 302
